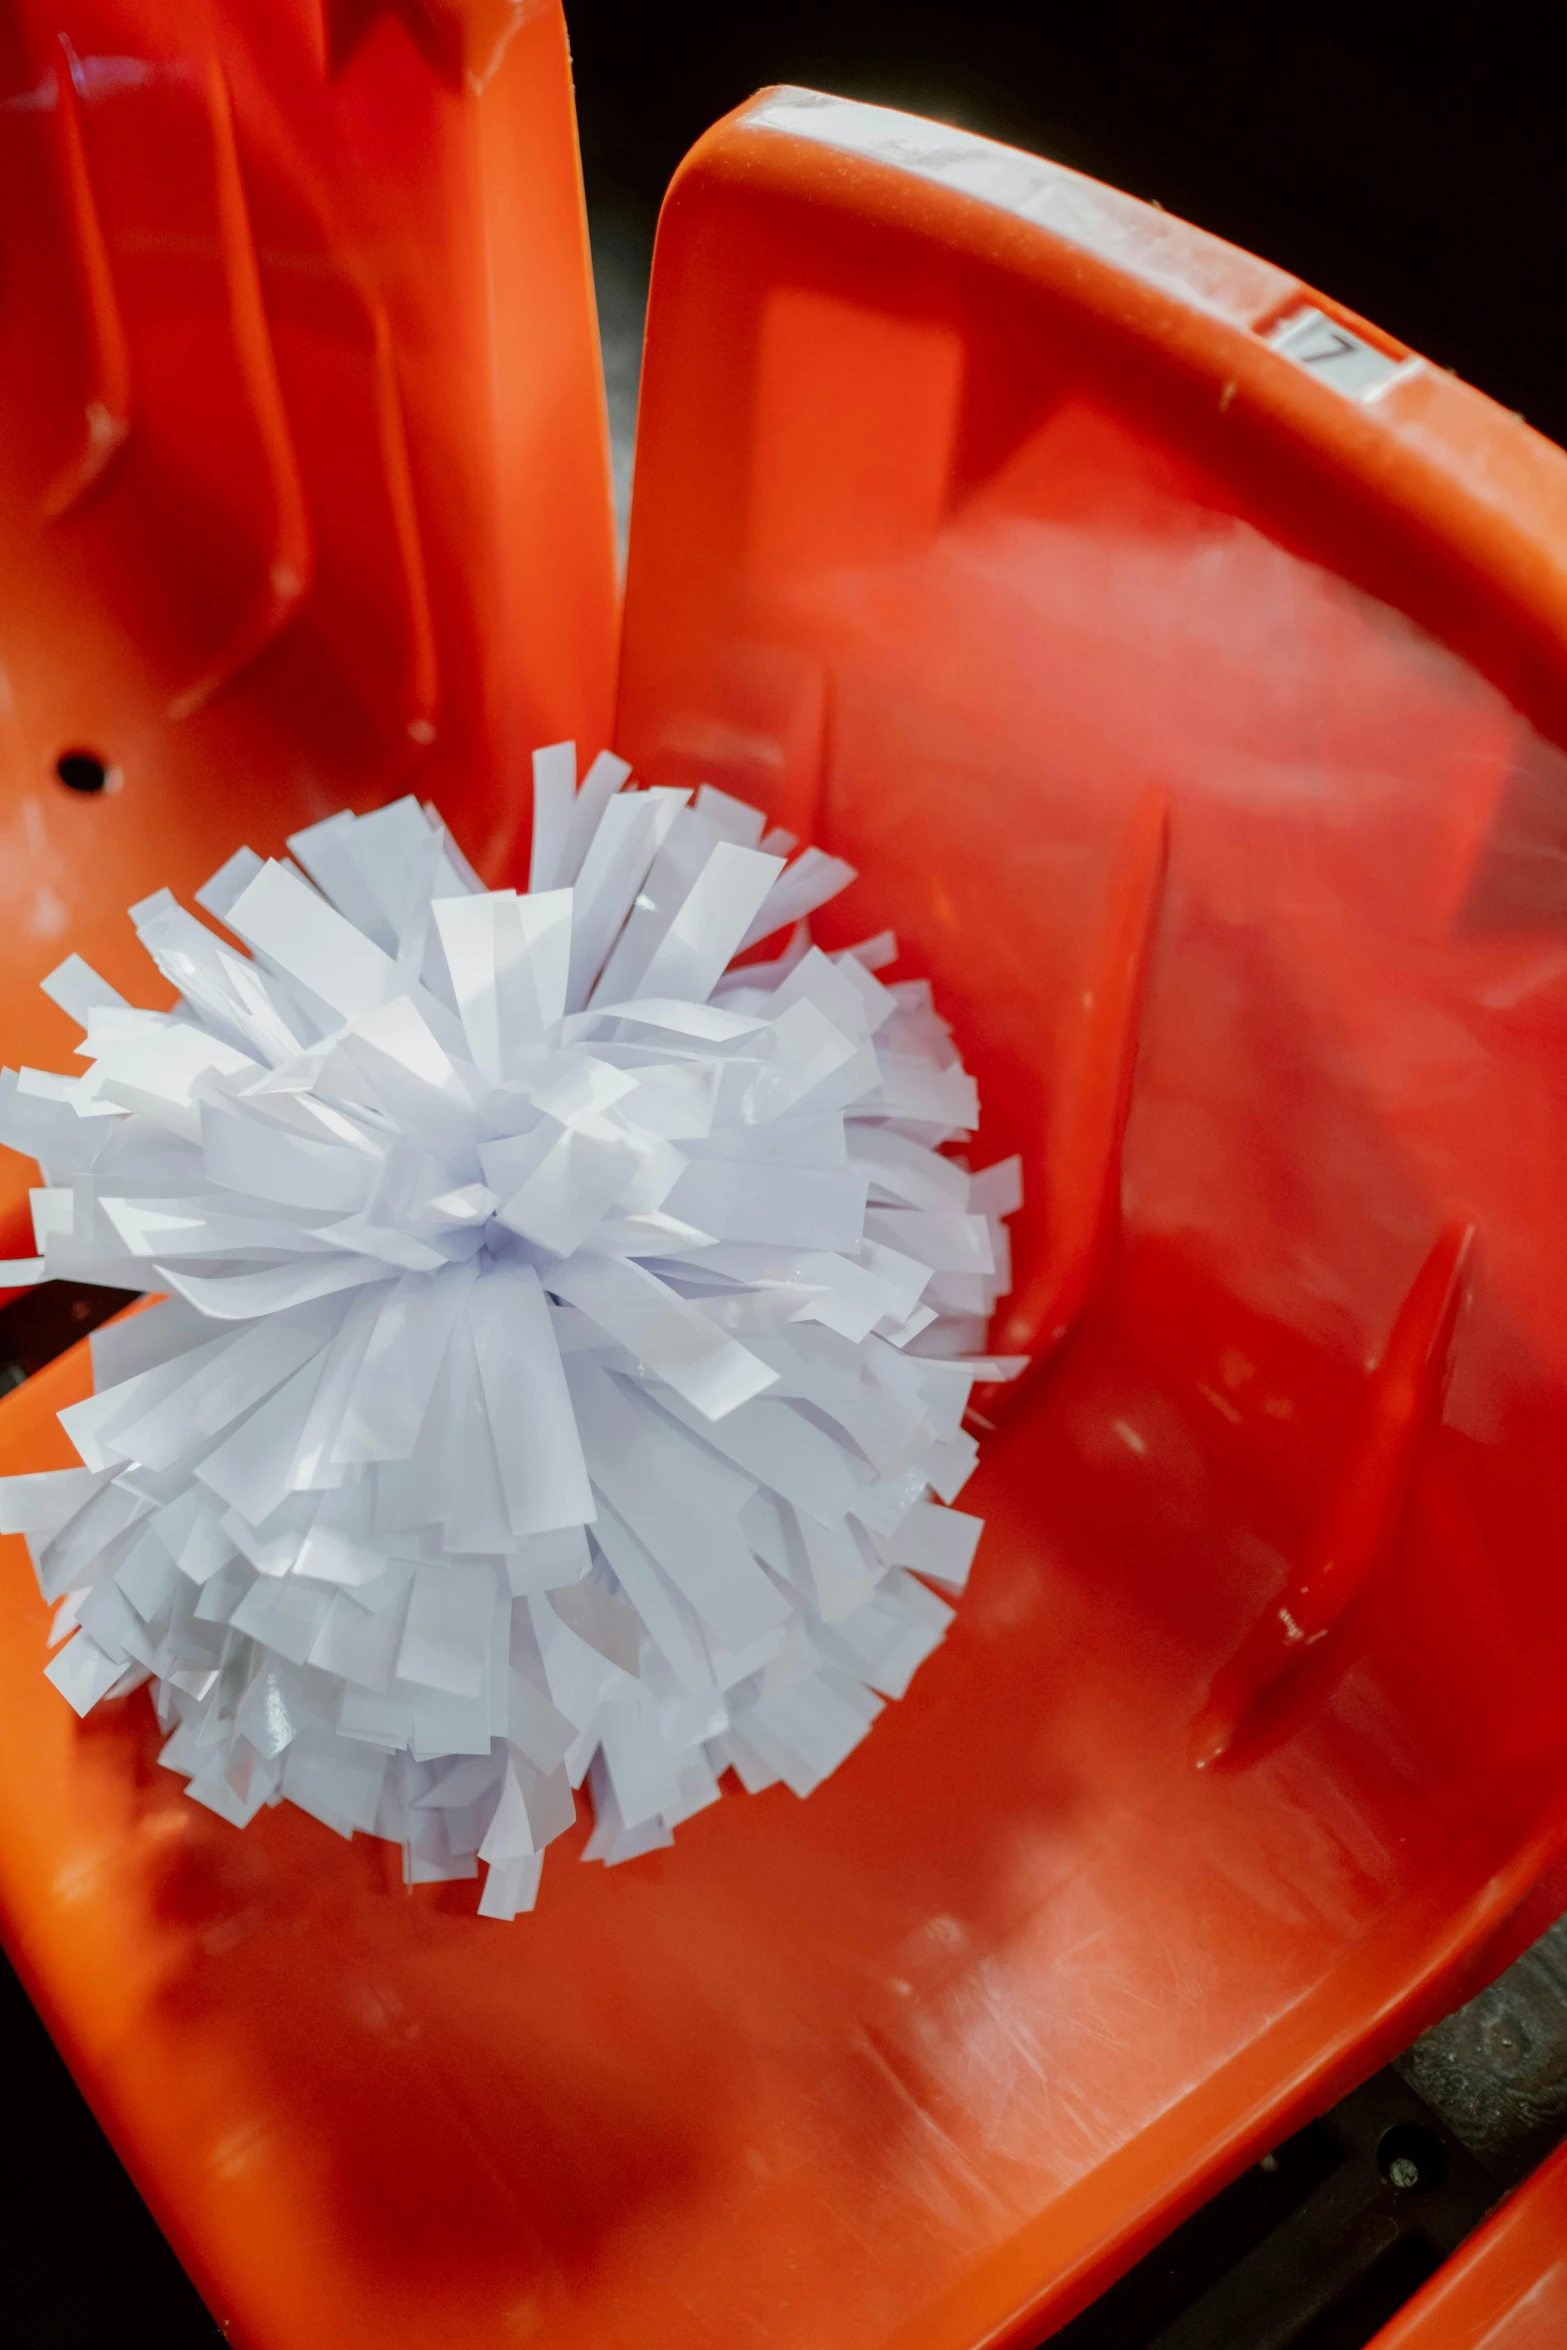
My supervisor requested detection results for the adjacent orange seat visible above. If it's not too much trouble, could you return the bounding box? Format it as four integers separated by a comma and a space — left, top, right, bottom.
1373, 2141, 1567, 2348
4, 16, 1567, 2350
0, 0, 616, 1295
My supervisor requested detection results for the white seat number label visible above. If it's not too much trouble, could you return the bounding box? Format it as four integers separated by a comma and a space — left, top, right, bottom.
1266, 306, 1410, 401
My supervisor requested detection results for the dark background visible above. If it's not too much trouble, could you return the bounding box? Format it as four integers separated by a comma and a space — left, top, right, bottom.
8, 7, 1567, 2345
570, 0, 1567, 449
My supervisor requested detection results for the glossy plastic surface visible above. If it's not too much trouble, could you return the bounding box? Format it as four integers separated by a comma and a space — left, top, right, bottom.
1372, 2140, 1567, 2348
615, 88, 1567, 2344
0, 0, 617, 1285
5, 61, 1567, 2350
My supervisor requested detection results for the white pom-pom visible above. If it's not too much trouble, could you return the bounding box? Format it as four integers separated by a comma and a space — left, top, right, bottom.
0, 752, 1023, 1916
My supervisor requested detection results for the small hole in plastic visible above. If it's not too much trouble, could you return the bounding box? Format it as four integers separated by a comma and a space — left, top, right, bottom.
1377, 2122, 1447, 2196
55, 748, 111, 794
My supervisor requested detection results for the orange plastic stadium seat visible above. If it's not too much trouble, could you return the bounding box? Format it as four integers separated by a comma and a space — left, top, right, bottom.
3, 19, 1567, 2350
1374, 2139, 1567, 2348
0, 0, 616, 1292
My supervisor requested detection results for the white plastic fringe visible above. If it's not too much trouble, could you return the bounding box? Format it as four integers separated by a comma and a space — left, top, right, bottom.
0, 753, 1023, 1917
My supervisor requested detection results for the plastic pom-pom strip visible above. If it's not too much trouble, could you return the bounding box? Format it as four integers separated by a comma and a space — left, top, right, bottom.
0, 749, 1021, 1917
